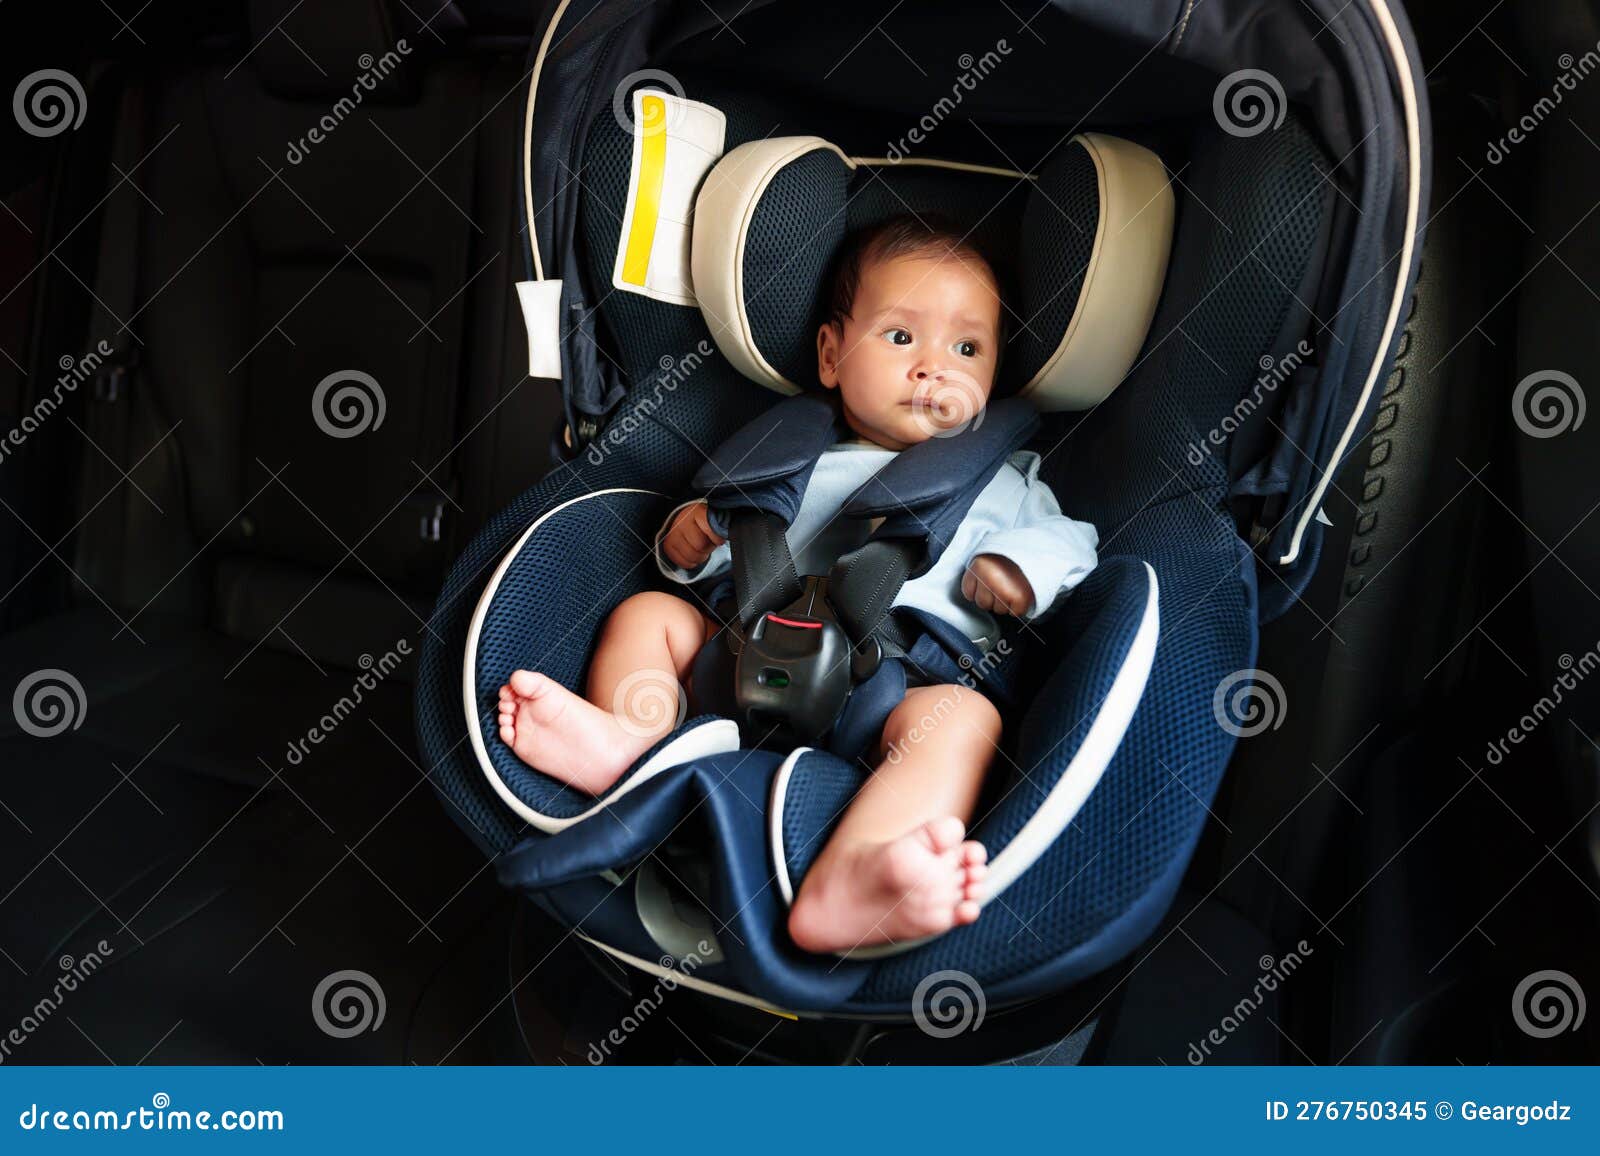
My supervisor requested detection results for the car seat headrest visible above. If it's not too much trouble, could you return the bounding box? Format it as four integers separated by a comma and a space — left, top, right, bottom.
248, 0, 420, 103
689, 133, 1174, 412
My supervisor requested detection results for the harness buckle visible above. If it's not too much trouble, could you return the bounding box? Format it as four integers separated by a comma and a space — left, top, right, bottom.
731, 575, 864, 745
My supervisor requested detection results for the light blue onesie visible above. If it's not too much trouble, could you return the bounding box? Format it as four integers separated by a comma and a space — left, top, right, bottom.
655, 436, 1099, 651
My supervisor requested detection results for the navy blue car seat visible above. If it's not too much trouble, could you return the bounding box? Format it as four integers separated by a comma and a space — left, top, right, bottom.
411, 62, 1343, 1017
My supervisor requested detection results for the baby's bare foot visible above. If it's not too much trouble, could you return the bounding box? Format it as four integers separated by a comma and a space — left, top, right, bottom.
787, 816, 987, 953
494, 669, 678, 796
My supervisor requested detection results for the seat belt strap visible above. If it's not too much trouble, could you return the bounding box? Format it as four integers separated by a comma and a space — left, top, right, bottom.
726, 509, 803, 632
827, 537, 919, 656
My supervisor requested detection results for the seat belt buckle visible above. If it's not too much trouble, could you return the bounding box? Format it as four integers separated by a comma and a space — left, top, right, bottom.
732, 575, 858, 746
417, 496, 446, 543
91, 363, 129, 403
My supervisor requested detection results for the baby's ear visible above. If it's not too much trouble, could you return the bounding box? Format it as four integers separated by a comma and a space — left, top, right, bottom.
816, 322, 843, 389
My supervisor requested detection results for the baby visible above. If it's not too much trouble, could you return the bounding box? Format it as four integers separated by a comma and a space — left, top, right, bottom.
496, 216, 1098, 953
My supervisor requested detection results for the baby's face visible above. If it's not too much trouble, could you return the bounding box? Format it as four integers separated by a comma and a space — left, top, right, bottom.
817, 251, 1001, 450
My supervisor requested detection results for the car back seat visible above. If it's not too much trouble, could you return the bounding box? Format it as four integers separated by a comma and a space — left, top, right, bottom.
0, 2, 558, 1061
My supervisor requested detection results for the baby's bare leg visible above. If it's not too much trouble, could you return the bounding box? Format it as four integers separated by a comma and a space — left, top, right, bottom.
787, 684, 998, 953
586, 590, 717, 718
496, 591, 716, 796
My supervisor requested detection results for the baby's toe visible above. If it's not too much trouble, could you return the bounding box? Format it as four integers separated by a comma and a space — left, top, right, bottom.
924, 816, 967, 854
497, 722, 515, 745
954, 899, 981, 925
508, 669, 545, 697
961, 841, 987, 867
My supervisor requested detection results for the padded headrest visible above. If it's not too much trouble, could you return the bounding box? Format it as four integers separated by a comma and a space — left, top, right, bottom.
690, 134, 1174, 412
248, 0, 422, 103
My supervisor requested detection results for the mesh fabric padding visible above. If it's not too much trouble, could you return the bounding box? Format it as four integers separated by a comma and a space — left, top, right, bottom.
470, 490, 671, 820
1005, 141, 1101, 388
415, 362, 769, 854
778, 748, 869, 889
742, 148, 852, 387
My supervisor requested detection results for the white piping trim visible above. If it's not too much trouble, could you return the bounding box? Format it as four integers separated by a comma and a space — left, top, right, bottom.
767, 746, 813, 907
524, 0, 575, 281
461, 486, 741, 833
577, 933, 803, 1017
1279, 0, 1422, 565
843, 561, 1161, 961
849, 156, 1034, 181
983, 562, 1160, 896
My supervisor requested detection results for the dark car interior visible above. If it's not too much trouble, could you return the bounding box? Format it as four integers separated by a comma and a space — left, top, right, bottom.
0, 0, 1596, 1064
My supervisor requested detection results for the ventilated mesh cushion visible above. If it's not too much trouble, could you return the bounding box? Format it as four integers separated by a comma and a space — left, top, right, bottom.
778, 749, 869, 887
415, 361, 770, 854
470, 490, 672, 819
1006, 143, 1101, 389
740, 143, 1094, 393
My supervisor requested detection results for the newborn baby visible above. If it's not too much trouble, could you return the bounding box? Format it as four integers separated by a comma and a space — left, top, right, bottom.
496, 215, 1098, 952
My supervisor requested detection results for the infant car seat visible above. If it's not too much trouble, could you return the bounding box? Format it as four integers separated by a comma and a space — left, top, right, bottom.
414, 0, 1429, 1024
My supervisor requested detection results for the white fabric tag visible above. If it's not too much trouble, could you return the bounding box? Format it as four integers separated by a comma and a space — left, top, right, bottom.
516, 278, 564, 380
611, 90, 726, 306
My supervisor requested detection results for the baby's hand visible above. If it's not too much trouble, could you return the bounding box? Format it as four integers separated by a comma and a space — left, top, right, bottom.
961, 553, 1035, 617
661, 501, 727, 570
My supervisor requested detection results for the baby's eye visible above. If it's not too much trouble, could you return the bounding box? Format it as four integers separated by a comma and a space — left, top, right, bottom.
881, 327, 912, 347
954, 340, 980, 358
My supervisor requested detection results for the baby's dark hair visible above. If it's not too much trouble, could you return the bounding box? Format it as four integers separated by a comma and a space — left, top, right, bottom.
824, 213, 1004, 329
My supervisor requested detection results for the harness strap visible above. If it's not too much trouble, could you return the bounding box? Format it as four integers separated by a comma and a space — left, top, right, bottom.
827, 537, 919, 656
727, 509, 803, 632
